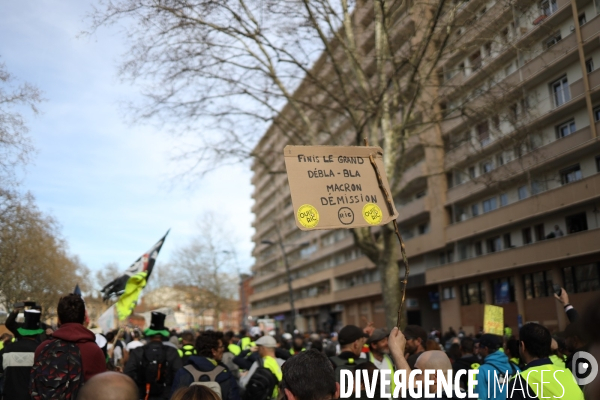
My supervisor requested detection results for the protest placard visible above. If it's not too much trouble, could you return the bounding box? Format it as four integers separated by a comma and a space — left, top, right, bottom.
483, 304, 504, 335
283, 145, 399, 230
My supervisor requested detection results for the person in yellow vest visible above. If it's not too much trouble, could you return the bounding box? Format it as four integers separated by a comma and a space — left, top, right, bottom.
177, 331, 197, 365
239, 335, 284, 400
289, 335, 306, 356
239, 328, 257, 351
508, 323, 584, 400
225, 331, 241, 356
360, 329, 395, 397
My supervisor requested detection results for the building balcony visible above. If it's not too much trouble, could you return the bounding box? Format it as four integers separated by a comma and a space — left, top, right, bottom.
426, 228, 600, 284
446, 172, 600, 242
446, 123, 597, 205
333, 281, 381, 303
397, 197, 429, 224
397, 160, 427, 192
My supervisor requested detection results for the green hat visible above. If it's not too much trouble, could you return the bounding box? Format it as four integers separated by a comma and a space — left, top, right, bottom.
144, 312, 170, 337
17, 310, 44, 336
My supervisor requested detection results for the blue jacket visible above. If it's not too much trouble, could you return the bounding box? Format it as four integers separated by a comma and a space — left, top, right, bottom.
477, 350, 520, 400
171, 356, 240, 400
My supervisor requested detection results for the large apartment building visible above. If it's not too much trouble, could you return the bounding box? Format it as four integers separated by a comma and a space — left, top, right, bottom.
249, 0, 600, 335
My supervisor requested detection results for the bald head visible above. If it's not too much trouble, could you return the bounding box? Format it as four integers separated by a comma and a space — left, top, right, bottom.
77, 372, 138, 400
415, 350, 452, 371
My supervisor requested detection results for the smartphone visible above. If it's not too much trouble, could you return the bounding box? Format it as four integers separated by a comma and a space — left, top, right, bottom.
553, 284, 562, 297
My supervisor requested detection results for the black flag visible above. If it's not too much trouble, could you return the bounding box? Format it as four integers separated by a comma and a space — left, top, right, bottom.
101, 230, 169, 301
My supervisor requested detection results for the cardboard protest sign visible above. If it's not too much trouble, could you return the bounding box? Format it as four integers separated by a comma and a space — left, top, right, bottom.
483, 304, 504, 335
284, 145, 399, 230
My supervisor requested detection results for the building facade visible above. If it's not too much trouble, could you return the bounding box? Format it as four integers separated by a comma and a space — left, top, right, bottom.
249, 0, 600, 334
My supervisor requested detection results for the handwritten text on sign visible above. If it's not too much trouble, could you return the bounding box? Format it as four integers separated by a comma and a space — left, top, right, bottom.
284, 146, 398, 230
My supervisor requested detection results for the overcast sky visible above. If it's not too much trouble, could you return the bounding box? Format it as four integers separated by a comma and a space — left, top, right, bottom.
0, 1, 255, 281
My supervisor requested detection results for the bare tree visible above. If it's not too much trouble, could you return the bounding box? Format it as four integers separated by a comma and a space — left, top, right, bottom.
0, 61, 42, 186
0, 190, 88, 319
88, 0, 546, 327
168, 214, 238, 323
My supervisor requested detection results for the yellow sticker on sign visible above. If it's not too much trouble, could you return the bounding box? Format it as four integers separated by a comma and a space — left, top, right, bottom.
363, 203, 383, 225
297, 204, 320, 228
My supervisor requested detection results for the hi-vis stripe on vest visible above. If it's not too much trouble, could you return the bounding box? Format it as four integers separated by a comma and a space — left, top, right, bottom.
2, 352, 35, 368
510, 363, 584, 400
368, 353, 396, 395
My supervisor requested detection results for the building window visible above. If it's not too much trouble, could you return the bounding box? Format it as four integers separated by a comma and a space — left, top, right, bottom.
579, 13, 587, 25
481, 160, 493, 173
586, 58, 595, 73
482, 197, 498, 213
497, 154, 505, 166
474, 241, 483, 256
560, 164, 582, 184
596, 155, 600, 172
566, 212, 588, 233
503, 233, 512, 248
492, 277, 515, 304
595, 106, 600, 122
486, 236, 501, 253
477, 121, 490, 146
523, 227, 532, 244
563, 263, 600, 293
500, 193, 508, 207
461, 282, 486, 305
418, 223, 429, 235
541, 0, 558, 16
470, 51, 482, 71
469, 166, 476, 179
531, 180, 545, 195
551, 76, 570, 107
459, 243, 468, 260
523, 271, 553, 299
415, 190, 426, 199
471, 204, 479, 217
458, 62, 465, 76
442, 287, 456, 300
535, 223, 545, 241
518, 185, 528, 200
556, 119, 576, 138
545, 32, 562, 48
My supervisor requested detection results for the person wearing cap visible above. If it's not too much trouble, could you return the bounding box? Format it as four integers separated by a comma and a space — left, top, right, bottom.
403, 325, 427, 370
360, 328, 395, 396
329, 325, 368, 384
239, 335, 284, 399
476, 333, 519, 400
124, 312, 182, 400
0, 309, 44, 400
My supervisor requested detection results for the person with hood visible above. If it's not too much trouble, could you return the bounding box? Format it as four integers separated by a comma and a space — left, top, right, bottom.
33, 294, 106, 382
0, 309, 45, 400
475, 334, 519, 400
171, 330, 240, 400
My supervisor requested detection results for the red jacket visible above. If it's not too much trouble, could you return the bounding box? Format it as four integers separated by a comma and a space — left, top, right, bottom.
35, 323, 106, 382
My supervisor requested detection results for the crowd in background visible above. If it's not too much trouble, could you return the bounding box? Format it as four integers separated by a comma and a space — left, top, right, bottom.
1, 286, 600, 400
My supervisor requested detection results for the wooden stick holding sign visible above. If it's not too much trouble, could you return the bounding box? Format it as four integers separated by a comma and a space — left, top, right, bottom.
283, 142, 408, 328
363, 139, 410, 329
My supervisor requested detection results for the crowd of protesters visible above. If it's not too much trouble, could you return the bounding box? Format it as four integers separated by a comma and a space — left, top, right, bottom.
0, 287, 599, 400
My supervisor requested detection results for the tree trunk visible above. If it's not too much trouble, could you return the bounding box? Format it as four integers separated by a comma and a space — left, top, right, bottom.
377, 224, 402, 330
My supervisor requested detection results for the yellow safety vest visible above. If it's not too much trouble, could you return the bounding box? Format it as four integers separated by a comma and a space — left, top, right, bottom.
178, 344, 197, 358
510, 363, 583, 400
368, 352, 396, 395
549, 354, 566, 369
228, 343, 241, 356
289, 348, 306, 355
262, 355, 282, 399
240, 337, 255, 350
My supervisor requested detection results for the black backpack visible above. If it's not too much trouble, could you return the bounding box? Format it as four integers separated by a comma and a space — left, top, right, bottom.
330, 355, 366, 384
137, 342, 170, 398
29, 339, 84, 400
243, 359, 278, 400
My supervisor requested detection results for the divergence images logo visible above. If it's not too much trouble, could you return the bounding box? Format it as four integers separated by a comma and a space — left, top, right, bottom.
572, 351, 598, 385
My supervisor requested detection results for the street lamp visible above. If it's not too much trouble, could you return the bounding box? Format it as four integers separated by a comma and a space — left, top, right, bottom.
261, 235, 309, 330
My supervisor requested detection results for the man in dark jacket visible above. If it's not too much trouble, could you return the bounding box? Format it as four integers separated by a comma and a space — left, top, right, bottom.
171, 330, 240, 400
452, 337, 480, 390
33, 294, 106, 382
0, 309, 44, 400
124, 312, 181, 400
